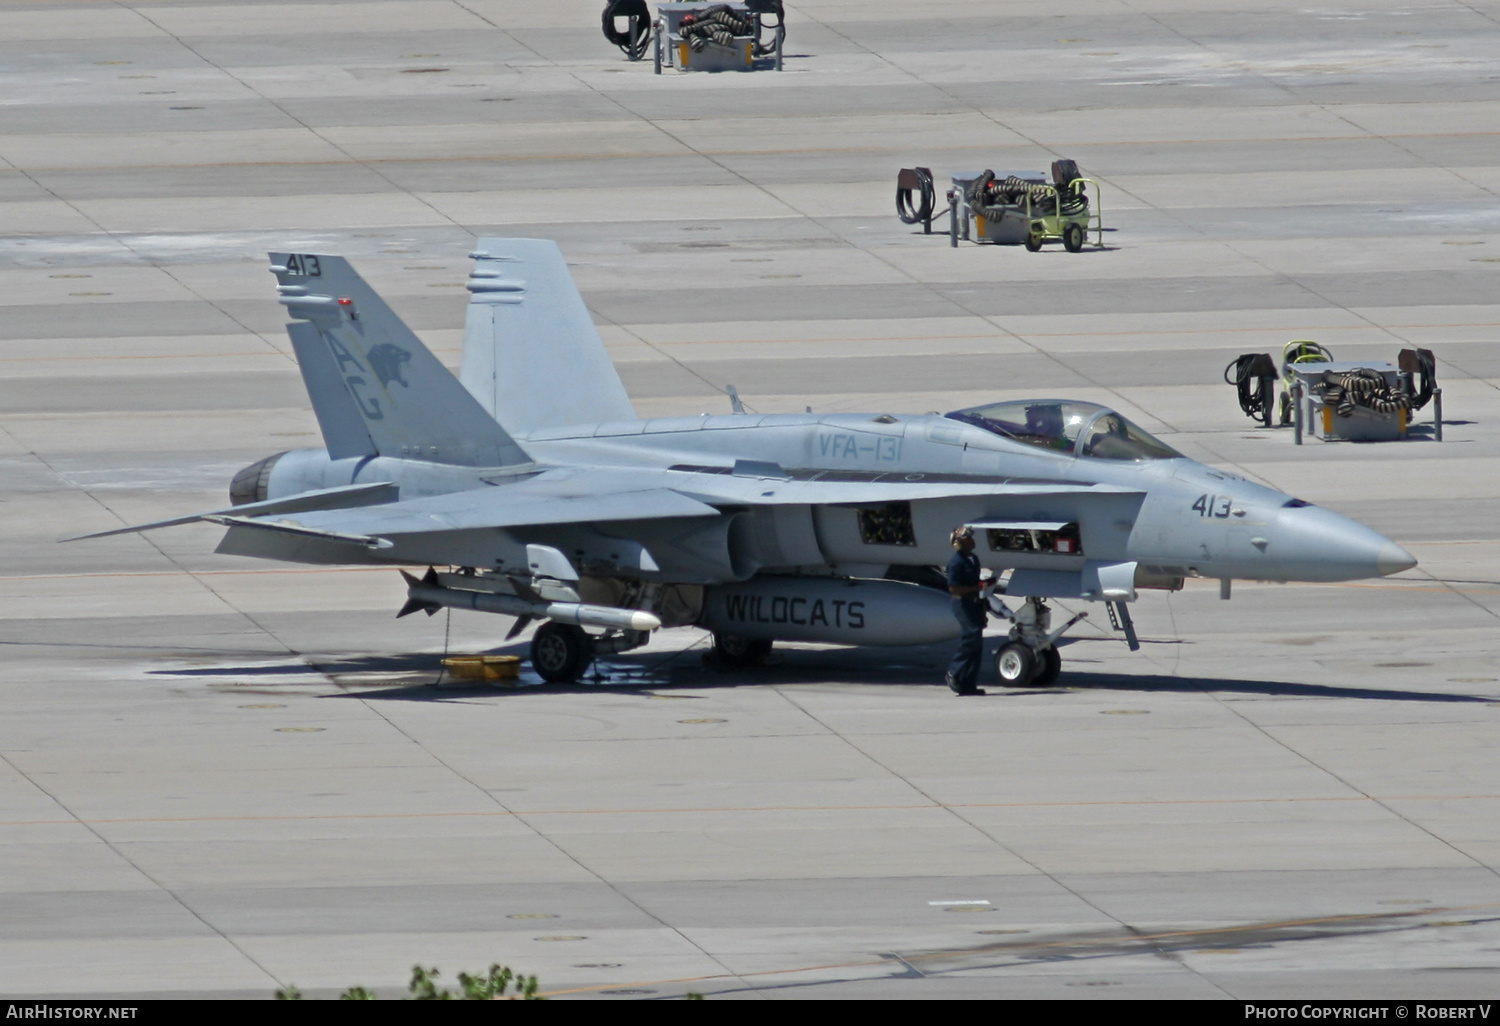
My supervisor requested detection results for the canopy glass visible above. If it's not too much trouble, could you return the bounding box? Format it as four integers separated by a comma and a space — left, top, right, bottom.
946, 400, 1182, 461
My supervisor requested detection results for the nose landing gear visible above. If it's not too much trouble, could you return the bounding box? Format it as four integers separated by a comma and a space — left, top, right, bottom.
988, 593, 1087, 687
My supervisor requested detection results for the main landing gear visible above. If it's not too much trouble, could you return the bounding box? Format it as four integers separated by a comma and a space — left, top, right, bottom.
710, 632, 773, 667
530, 622, 593, 683
988, 594, 1086, 688
529, 623, 651, 683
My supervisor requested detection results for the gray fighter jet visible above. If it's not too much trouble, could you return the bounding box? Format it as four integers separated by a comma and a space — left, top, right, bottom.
73, 240, 1417, 685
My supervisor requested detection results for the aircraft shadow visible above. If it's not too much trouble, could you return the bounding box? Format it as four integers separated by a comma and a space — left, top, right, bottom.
150, 637, 1492, 706
150, 652, 446, 678
1043, 671, 1495, 704
301, 646, 1496, 706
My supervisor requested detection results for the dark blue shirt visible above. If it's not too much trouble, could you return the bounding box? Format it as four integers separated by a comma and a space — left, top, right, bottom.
946, 549, 981, 595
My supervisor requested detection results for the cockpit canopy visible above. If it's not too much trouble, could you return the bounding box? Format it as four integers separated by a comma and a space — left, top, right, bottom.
946, 400, 1183, 461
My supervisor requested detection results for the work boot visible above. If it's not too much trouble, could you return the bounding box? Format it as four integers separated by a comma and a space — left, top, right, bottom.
949, 674, 984, 696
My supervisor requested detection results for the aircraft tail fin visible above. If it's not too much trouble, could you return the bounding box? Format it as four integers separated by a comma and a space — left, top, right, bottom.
270, 253, 531, 467
460, 238, 636, 433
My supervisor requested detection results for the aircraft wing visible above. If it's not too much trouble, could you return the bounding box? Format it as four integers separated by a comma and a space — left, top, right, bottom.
72, 460, 1139, 549
251, 466, 1138, 542
235, 477, 721, 540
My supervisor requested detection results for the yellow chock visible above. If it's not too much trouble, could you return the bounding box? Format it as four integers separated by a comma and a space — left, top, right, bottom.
442, 654, 521, 683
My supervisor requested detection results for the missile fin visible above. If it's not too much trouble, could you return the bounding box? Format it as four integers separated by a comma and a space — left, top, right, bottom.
397, 597, 440, 618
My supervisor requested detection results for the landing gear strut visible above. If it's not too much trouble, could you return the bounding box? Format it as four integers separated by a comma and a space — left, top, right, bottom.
988, 594, 1086, 687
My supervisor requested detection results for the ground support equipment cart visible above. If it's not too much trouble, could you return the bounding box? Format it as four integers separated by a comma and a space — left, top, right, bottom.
1224, 341, 1442, 443
653, 1, 784, 73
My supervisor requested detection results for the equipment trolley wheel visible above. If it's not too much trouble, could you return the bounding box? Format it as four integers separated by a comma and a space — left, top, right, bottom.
712, 632, 772, 666
531, 622, 594, 683
994, 642, 1037, 686
1023, 232, 1043, 253
1063, 223, 1084, 253
1031, 646, 1062, 686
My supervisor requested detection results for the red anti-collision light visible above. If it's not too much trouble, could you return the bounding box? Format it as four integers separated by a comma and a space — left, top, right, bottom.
337, 297, 353, 305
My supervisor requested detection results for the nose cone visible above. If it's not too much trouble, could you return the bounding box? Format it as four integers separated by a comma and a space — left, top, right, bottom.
1377, 541, 1417, 577
1274, 505, 1417, 582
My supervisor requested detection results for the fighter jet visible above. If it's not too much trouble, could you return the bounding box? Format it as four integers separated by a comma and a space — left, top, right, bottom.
71, 239, 1417, 686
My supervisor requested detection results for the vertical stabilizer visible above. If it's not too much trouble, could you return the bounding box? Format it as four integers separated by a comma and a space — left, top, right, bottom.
270, 253, 531, 468
460, 238, 636, 433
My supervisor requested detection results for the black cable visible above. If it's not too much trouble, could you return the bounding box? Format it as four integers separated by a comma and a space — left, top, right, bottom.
1318, 368, 1410, 417
747, 0, 786, 56
1409, 348, 1437, 411
1223, 353, 1277, 421
1058, 182, 1089, 216
602, 0, 652, 61
896, 167, 935, 225
431, 606, 451, 687
679, 4, 755, 52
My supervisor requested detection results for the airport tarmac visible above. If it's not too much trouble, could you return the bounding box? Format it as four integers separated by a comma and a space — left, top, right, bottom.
2, 0, 1499, 1000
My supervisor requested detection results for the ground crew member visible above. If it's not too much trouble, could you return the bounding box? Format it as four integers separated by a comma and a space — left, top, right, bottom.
946, 526, 987, 695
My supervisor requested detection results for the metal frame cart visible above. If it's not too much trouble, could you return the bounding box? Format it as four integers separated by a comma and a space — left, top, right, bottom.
653, 1, 785, 73
1224, 341, 1443, 443
896, 161, 1103, 251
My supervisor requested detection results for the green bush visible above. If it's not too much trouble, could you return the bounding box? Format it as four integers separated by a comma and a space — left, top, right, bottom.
275, 964, 541, 1000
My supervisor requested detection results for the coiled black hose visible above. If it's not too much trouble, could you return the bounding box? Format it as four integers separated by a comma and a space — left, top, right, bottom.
681, 4, 752, 51
1318, 368, 1410, 417
1224, 353, 1278, 421
965, 170, 1080, 218
896, 167, 936, 225
1408, 348, 1437, 410
602, 0, 652, 61
1058, 184, 1089, 216
750, 0, 786, 56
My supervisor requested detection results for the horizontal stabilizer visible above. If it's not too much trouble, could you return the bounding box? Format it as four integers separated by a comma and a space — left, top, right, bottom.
62, 481, 397, 541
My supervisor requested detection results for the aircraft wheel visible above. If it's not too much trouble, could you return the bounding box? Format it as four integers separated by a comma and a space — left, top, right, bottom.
1031, 646, 1062, 686
994, 642, 1037, 687
1063, 223, 1084, 253
1023, 232, 1043, 253
531, 622, 593, 683
712, 632, 772, 666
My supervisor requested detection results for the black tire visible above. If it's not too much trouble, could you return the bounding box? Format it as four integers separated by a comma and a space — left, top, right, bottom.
712, 632, 772, 666
1031, 646, 1062, 686
1063, 223, 1084, 253
530, 622, 593, 683
994, 642, 1037, 686
1023, 232, 1043, 253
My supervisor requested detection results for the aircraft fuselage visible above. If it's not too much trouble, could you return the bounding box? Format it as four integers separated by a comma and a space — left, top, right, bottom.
244, 410, 1412, 587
